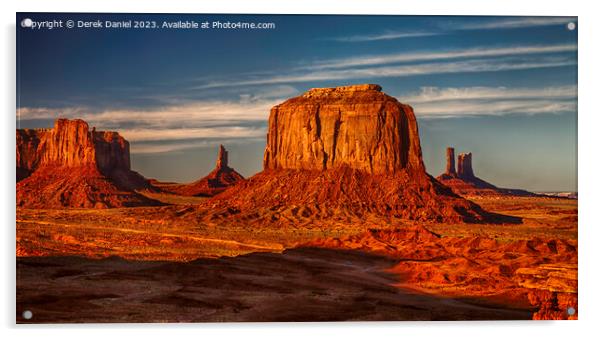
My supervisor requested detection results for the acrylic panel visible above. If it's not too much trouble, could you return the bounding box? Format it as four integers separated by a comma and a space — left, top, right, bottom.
16, 13, 578, 323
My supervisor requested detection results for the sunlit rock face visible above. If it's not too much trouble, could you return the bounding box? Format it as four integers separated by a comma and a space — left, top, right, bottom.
16, 119, 131, 180
16, 119, 156, 208
263, 84, 424, 175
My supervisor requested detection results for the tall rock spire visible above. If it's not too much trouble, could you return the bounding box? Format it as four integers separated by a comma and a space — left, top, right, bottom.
445, 147, 456, 176
457, 152, 475, 179
167, 144, 244, 197
216, 144, 228, 170
437, 148, 533, 197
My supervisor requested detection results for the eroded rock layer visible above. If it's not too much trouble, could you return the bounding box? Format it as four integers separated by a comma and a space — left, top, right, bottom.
190, 85, 501, 224
263, 84, 423, 174
16, 119, 157, 208
300, 226, 577, 320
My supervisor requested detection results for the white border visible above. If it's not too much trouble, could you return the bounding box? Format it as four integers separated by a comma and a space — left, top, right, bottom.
2, 1, 600, 336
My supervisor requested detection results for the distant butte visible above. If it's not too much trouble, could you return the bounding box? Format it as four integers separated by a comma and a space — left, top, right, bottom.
188, 84, 507, 224
437, 147, 535, 197
162, 144, 245, 197
16, 119, 159, 208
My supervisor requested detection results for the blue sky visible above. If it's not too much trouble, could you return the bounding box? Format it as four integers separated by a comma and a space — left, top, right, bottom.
16, 14, 577, 191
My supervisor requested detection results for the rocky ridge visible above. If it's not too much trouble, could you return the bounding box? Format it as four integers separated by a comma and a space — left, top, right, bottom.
16, 119, 157, 208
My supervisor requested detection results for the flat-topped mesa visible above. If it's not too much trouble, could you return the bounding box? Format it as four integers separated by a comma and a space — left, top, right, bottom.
16, 118, 157, 208
302, 84, 382, 98
457, 152, 475, 179
195, 85, 505, 224
16, 118, 131, 179
263, 84, 424, 175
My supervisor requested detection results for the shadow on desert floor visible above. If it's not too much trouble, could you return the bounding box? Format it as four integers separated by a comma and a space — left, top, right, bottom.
16, 247, 532, 323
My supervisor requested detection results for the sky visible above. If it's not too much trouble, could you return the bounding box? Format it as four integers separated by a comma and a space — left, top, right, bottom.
16, 14, 577, 192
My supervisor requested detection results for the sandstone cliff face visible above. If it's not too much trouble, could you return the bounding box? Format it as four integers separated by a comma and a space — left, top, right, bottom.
16, 119, 156, 208
17, 119, 132, 179
164, 145, 245, 197
263, 84, 424, 175
190, 85, 501, 224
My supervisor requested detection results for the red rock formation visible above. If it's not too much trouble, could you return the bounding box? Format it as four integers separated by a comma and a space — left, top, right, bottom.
216, 144, 228, 170
437, 147, 534, 197
300, 226, 577, 320
264, 84, 423, 174
438, 147, 457, 180
17, 119, 132, 178
189, 85, 503, 224
163, 145, 245, 197
445, 147, 456, 176
16, 119, 157, 208
457, 152, 474, 179
16, 129, 41, 181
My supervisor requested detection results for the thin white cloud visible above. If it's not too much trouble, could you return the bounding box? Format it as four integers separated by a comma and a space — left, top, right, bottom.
399, 85, 577, 118
17, 107, 86, 123
326, 17, 574, 43
456, 17, 574, 30
121, 126, 266, 142
197, 56, 575, 89
401, 85, 577, 103
18, 99, 276, 127
327, 31, 440, 42
130, 138, 264, 154
307, 44, 576, 70
17, 99, 277, 149
130, 140, 217, 154
88, 101, 274, 129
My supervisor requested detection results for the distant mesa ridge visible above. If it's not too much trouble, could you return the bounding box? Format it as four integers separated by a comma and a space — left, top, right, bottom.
17, 119, 130, 181
16, 118, 158, 208
437, 146, 535, 197
192, 84, 508, 224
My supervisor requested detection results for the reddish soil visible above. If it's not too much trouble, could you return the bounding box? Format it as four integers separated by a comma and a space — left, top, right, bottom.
188, 168, 513, 226
300, 225, 577, 320
17, 248, 532, 323
16, 166, 159, 209
16, 196, 577, 322
159, 166, 244, 197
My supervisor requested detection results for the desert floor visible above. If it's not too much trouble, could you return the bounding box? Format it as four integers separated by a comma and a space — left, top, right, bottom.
16, 196, 577, 322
